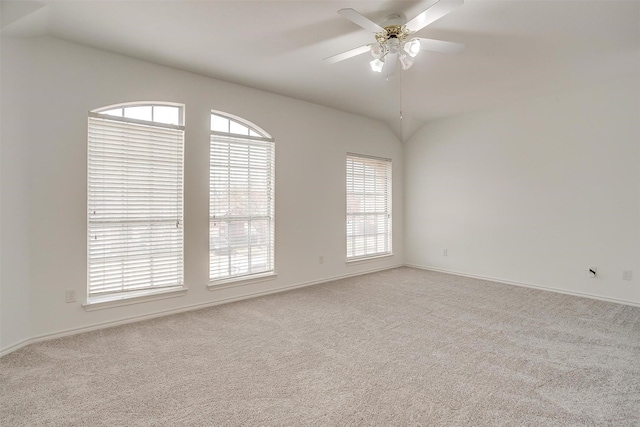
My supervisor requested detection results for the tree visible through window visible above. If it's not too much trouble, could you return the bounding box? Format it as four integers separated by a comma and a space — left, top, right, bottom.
346, 153, 392, 260
209, 111, 275, 281
87, 103, 185, 301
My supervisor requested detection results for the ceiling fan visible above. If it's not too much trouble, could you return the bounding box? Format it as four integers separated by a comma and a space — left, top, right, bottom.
324, 0, 465, 77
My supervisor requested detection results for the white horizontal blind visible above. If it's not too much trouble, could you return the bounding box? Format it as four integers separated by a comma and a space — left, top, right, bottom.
88, 113, 184, 299
210, 131, 274, 281
346, 154, 392, 260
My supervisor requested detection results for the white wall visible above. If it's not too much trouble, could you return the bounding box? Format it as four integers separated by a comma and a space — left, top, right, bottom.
405, 76, 640, 305
1, 40, 33, 350
0, 37, 404, 353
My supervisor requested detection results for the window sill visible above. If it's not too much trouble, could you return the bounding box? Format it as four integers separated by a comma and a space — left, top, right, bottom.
83, 286, 188, 312
346, 253, 394, 265
208, 272, 278, 291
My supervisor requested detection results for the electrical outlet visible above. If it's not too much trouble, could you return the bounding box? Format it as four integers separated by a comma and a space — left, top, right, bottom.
588, 267, 597, 278
65, 289, 76, 303
319, 255, 324, 264
623, 270, 632, 281
443, 249, 448, 256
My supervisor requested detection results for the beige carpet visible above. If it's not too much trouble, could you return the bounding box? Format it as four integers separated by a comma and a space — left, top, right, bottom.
2, 267, 639, 426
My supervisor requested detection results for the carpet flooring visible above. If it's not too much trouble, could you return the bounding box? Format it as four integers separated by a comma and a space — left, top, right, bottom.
2, 267, 639, 426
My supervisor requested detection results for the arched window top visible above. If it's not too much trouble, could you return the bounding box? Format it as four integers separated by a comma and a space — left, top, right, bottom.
93, 102, 184, 127
211, 110, 272, 141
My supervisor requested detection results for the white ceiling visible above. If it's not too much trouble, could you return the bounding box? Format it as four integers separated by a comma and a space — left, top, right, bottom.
2, 0, 639, 140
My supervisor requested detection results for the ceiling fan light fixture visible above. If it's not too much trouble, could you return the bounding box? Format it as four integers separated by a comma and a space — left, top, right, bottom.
370, 43, 384, 59
328, 3, 465, 77
404, 38, 421, 57
370, 58, 384, 73
388, 37, 401, 54
399, 53, 415, 70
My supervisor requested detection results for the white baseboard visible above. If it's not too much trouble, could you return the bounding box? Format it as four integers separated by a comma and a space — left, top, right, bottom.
0, 339, 31, 358
0, 264, 402, 357
405, 264, 640, 308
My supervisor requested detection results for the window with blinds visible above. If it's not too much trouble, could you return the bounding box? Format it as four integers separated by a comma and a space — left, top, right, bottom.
209, 112, 274, 282
88, 103, 184, 302
346, 153, 392, 260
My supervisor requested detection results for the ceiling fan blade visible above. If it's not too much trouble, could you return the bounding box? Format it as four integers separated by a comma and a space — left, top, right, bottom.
338, 8, 384, 33
405, 0, 464, 33
383, 52, 398, 77
323, 44, 371, 64
417, 38, 466, 54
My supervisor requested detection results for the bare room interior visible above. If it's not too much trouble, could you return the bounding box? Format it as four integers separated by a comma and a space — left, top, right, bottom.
1, 0, 639, 425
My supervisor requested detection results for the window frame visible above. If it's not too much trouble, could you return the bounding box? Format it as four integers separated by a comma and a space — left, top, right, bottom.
85, 102, 186, 308
346, 153, 393, 262
208, 111, 276, 286
95, 102, 184, 126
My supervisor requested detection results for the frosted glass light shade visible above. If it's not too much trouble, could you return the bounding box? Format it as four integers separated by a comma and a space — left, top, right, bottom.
370, 43, 384, 59
370, 58, 384, 72
399, 54, 415, 70
404, 38, 421, 57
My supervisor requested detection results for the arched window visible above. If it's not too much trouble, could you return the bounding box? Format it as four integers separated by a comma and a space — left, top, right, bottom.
87, 102, 185, 304
209, 111, 275, 282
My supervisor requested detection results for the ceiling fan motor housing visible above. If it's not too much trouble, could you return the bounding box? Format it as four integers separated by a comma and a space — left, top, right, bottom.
382, 13, 404, 27
375, 13, 412, 50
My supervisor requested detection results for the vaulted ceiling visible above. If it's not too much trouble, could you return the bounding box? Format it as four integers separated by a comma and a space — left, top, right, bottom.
2, 0, 639, 140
